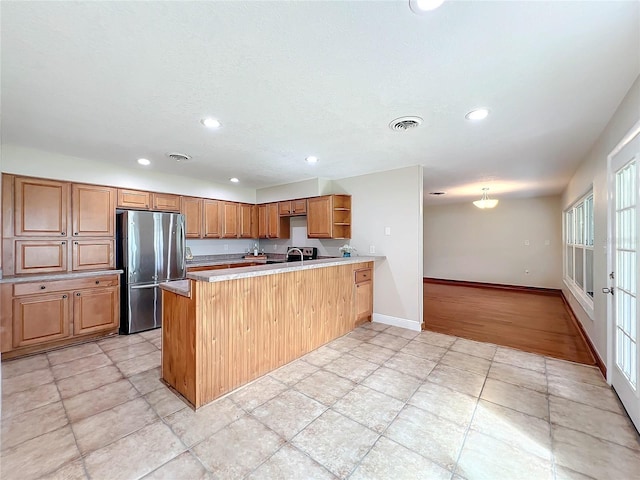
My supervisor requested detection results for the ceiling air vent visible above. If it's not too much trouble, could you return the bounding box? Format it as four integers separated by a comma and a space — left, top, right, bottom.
166, 152, 192, 162
389, 116, 423, 131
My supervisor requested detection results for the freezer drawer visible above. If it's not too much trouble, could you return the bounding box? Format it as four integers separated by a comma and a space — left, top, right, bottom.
122, 283, 162, 334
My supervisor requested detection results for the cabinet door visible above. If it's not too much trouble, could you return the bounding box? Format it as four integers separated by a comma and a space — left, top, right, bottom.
279, 201, 292, 216
152, 193, 181, 212
355, 281, 373, 323
239, 204, 254, 238
71, 184, 115, 237
181, 197, 203, 238
117, 189, 150, 209
203, 200, 222, 238
15, 240, 68, 274
72, 239, 115, 271
267, 203, 280, 238
250, 205, 259, 239
221, 202, 239, 238
307, 196, 332, 238
292, 199, 307, 215
258, 205, 268, 238
73, 286, 119, 335
13, 293, 70, 347
14, 177, 69, 237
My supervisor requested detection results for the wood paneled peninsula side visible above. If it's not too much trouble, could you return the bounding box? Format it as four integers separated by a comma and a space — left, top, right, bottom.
159, 256, 379, 409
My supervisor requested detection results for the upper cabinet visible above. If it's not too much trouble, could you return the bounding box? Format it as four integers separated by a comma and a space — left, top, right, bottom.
181, 197, 203, 238
221, 202, 239, 238
152, 193, 181, 212
259, 203, 290, 239
203, 200, 222, 238
307, 195, 351, 239
71, 184, 116, 237
117, 189, 150, 210
279, 199, 307, 217
14, 177, 69, 237
238, 204, 254, 239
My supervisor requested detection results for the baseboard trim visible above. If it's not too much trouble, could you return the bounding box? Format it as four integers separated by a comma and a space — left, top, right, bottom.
560, 292, 606, 378
423, 277, 561, 296
372, 313, 422, 332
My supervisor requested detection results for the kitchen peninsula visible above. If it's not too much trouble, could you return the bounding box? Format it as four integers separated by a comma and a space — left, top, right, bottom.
160, 256, 378, 409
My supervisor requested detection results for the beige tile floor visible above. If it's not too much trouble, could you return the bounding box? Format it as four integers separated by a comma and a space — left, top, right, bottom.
1, 324, 639, 480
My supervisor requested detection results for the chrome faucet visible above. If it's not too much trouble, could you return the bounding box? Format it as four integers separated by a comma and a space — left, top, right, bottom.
288, 247, 304, 265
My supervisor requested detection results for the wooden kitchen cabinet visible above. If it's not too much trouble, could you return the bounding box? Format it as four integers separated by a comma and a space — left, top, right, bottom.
152, 193, 181, 212
14, 239, 68, 275
14, 177, 69, 237
279, 199, 307, 216
259, 203, 290, 239
73, 286, 119, 335
71, 184, 116, 237
307, 195, 351, 239
4, 274, 120, 357
117, 189, 150, 209
203, 200, 222, 238
258, 204, 268, 238
13, 292, 70, 348
221, 202, 239, 238
238, 203, 254, 238
354, 265, 373, 325
181, 197, 203, 238
71, 239, 115, 271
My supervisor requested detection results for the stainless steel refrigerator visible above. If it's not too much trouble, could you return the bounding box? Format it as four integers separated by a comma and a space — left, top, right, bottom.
117, 210, 186, 334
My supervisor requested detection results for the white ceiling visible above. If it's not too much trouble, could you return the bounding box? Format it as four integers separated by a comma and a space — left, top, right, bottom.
1, 1, 639, 204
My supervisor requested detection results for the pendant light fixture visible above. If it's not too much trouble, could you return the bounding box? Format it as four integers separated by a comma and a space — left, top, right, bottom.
473, 188, 499, 209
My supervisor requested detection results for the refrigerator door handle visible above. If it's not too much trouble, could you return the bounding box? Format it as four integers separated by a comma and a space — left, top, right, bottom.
130, 284, 161, 290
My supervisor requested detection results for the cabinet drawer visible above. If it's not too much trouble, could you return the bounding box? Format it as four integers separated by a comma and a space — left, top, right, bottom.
117, 189, 150, 209
72, 239, 115, 271
14, 275, 119, 297
354, 268, 372, 284
15, 240, 68, 275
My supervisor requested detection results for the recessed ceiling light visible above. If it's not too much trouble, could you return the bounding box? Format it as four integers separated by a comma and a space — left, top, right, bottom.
305, 156, 319, 164
201, 117, 221, 129
137, 158, 151, 166
465, 108, 489, 121
409, 0, 446, 14
230, 177, 239, 183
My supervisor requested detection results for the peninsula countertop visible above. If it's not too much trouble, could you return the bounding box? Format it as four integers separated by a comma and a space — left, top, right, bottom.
187, 256, 383, 283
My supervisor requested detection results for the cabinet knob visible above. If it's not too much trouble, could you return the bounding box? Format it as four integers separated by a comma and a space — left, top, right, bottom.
76, 292, 81, 296
61, 232, 65, 235
61, 241, 66, 245
95, 280, 100, 284
74, 241, 78, 245
62, 295, 67, 299
73, 232, 78, 236
40, 285, 46, 290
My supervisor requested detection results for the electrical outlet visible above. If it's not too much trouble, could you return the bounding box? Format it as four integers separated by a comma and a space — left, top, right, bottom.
369, 245, 376, 254
525, 269, 530, 274
524, 240, 530, 246
384, 227, 391, 236
273, 245, 278, 251
223, 244, 228, 251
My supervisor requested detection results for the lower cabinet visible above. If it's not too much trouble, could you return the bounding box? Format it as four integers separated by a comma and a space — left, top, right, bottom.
5, 274, 120, 356
73, 286, 118, 335
13, 292, 70, 347
354, 265, 373, 325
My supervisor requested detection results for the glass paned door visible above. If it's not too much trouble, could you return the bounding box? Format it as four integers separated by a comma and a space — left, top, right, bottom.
609, 126, 640, 433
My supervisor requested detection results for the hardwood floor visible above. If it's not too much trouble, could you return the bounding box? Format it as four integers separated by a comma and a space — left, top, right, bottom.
423, 280, 596, 365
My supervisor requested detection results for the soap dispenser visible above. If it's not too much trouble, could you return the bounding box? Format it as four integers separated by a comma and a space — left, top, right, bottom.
253, 243, 259, 256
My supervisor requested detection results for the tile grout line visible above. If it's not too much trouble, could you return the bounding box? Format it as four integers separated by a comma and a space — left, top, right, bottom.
545, 357, 559, 480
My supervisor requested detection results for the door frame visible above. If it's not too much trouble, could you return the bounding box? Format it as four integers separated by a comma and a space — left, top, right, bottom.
606, 119, 640, 383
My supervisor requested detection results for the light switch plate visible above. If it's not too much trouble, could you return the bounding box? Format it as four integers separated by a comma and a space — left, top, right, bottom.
384, 227, 391, 236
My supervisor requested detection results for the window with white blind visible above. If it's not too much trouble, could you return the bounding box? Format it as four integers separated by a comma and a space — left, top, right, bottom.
564, 191, 594, 313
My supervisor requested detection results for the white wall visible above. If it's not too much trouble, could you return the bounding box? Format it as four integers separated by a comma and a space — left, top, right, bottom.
256, 178, 333, 203
1, 144, 256, 203
334, 166, 424, 330
562, 74, 640, 363
424, 196, 562, 288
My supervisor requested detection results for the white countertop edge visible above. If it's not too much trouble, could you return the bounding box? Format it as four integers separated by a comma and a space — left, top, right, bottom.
159, 279, 192, 298
0, 269, 124, 284
188, 256, 383, 283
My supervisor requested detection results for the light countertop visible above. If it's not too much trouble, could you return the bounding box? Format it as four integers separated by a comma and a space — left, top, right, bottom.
0, 269, 124, 284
